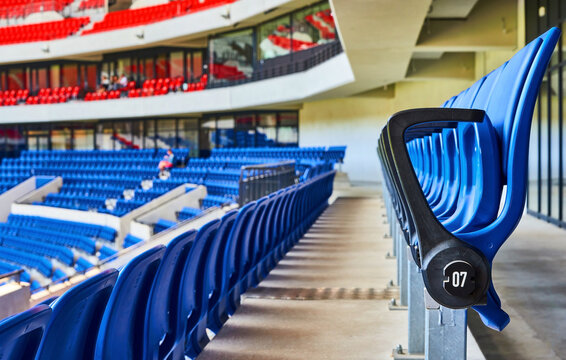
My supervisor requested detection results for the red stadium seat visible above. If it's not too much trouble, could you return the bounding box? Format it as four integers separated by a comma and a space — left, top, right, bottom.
82, 0, 236, 35
0, 17, 89, 45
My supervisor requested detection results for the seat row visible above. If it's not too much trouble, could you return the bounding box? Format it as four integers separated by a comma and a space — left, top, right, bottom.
0, 169, 335, 360
210, 146, 345, 162
0, 17, 89, 45
81, 0, 235, 36
377, 27, 560, 331
0, 0, 73, 19
7, 214, 116, 242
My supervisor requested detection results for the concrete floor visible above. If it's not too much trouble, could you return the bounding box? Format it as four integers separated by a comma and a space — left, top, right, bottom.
468, 215, 566, 360
198, 186, 484, 359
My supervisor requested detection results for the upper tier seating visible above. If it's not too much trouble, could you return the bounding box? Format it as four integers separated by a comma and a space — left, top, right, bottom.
0, 169, 335, 359
26, 87, 81, 105
82, 0, 236, 35
0, 0, 73, 19
78, 0, 104, 10
0, 17, 89, 45
377, 28, 560, 331
267, 35, 317, 52
210, 146, 346, 163
305, 9, 336, 40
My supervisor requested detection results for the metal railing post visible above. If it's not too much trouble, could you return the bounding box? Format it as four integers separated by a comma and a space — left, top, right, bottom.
408, 257, 425, 355
425, 307, 467, 360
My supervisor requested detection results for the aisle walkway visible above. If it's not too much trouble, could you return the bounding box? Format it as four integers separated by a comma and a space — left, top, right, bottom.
198, 189, 408, 359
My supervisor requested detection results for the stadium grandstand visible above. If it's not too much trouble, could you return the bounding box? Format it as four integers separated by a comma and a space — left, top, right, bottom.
0, 0, 564, 359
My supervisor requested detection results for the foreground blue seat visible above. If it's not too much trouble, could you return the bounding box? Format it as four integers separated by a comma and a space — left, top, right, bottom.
208, 202, 257, 334
95, 246, 165, 360
170, 220, 220, 359
378, 27, 561, 331
143, 231, 196, 360
36, 269, 118, 360
0, 305, 51, 360
201, 210, 238, 335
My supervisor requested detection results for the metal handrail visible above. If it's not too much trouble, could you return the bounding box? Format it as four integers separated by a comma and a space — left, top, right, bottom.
0, 269, 23, 283
238, 160, 297, 206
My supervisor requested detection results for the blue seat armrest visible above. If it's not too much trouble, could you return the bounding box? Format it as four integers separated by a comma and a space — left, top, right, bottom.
383, 107, 491, 309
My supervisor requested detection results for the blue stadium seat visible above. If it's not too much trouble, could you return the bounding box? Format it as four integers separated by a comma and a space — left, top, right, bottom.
94, 246, 165, 360
0, 305, 51, 360
378, 27, 561, 331
196, 210, 238, 339
35, 269, 118, 360
170, 219, 220, 359
208, 201, 257, 333
143, 230, 197, 360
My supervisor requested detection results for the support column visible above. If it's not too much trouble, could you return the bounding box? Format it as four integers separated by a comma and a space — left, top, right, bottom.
398, 228, 408, 306
407, 258, 425, 354
425, 307, 467, 360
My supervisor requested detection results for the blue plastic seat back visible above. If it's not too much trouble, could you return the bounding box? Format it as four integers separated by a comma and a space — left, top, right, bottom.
264, 190, 286, 257
36, 269, 118, 360
443, 68, 504, 231
459, 27, 560, 253
0, 305, 51, 360
442, 34, 543, 234
239, 197, 268, 277
252, 194, 277, 266
95, 246, 165, 360
204, 210, 238, 312
143, 231, 196, 360
167, 220, 220, 355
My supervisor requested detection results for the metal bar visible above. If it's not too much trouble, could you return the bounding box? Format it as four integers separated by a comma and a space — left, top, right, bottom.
425, 307, 467, 360
0, 269, 23, 282
408, 257, 425, 354
399, 231, 408, 306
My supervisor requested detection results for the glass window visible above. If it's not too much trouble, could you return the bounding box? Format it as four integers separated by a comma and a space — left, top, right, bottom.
179, 118, 199, 156
61, 64, 78, 88
96, 123, 114, 150
0, 72, 6, 90
50, 65, 60, 88
157, 119, 176, 149
85, 64, 97, 91
258, 15, 291, 60
156, 54, 168, 78
1, 126, 25, 157
114, 122, 133, 149
200, 118, 217, 155
277, 112, 298, 147
217, 116, 235, 148
7, 68, 25, 90
27, 128, 50, 151
145, 58, 155, 81
144, 120, 156, 149
74, 127, 94, 150
37, 68, 48, 91
235, 114, 256, 147
117, 58, 132, 79
192, 51, 203, 80
209, 29, 254, 81
132, 121, 144, 149
292, 3, 336, 52
51, 126, 72, 150
171, 51, 184, 79
257, 113, 277, 147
